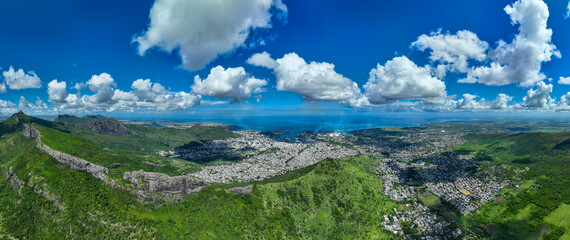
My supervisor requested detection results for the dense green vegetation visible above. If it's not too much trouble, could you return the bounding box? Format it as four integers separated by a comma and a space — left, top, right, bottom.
83, 124, 238, 153
259, 155, 399, 239
0, 146, 399, 238
136, 156, 399, 239
0, 128, 147, 238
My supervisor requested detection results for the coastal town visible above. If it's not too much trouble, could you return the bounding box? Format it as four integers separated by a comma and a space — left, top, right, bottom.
159, 123, 518, 239
350, 128, 513, 238
161, 130, 359, 183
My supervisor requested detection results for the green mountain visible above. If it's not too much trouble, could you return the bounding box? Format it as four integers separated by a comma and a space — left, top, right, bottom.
55, 115, 135, 136
0, 111, 55, 134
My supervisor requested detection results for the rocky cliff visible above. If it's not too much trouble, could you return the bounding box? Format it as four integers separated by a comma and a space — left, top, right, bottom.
227, 185, 253, 195
37, 143, 109, 181
123, 170, 209, 194
22, 123, 41, 141
2, 166, 24, 193
2, 166, 65, 211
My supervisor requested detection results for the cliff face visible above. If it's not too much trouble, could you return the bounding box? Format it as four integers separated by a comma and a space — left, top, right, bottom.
2, 166, 65, 211
37, 144, 110, 181
123, 170, 209, 194
22, 123, 41, 140
2, 166, 24, 192
228, 185, 253, 195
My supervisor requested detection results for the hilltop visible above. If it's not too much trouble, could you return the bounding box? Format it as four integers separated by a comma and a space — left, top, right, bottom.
55, 114, 135, 136
0, 111, 55, 134
54, 114, 106, 125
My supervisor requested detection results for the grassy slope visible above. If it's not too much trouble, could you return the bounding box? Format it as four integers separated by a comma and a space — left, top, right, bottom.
545, 204, 570, 240
54, 114, 107, 124
259, 155, 399, 239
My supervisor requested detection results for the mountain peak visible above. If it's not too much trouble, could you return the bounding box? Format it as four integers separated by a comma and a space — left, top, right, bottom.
9, 111, 30, 123
3, 111, 54, 129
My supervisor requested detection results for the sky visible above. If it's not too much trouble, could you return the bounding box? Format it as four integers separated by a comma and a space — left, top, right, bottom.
1, 0, 570, 117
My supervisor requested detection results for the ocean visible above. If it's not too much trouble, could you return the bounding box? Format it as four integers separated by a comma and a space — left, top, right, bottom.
119, 111, 570, 136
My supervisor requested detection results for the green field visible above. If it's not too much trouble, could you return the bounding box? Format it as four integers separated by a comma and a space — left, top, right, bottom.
418, 191, 440, 207
545, 204, 570, 240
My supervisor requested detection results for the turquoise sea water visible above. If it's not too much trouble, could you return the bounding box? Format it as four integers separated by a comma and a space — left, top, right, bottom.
120, 112, 570, 135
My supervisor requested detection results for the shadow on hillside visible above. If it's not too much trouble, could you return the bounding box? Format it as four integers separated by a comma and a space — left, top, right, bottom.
174, 141, 245, 164
385, 150, 482, 185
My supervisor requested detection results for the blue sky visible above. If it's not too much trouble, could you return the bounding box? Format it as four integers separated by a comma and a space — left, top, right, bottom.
0, 0, 570, 116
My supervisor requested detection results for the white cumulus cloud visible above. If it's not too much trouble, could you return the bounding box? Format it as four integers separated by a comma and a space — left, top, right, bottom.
0, 82, 6, 93
0, 100, 16, 115
2, 66, 42, 90
47, 80, 68, 104
490, 94, 514, 109
134, 0, 287, 71
49, 74, 202, 113
363, 56, 447, 104
460, 0, 560, 87
166, 92, 202, 110
268, 53, 363, 104
247, 51, 278, 69
130, 79, 169, 102
192, 66, 267, 102
412, 30, 488, 77
84, 73, 117, 104
456, 94, 484, 109
557, 92, 570, 110
455, 93, 513, 110
558, 76, 570, 85
523, 81, 553, 107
